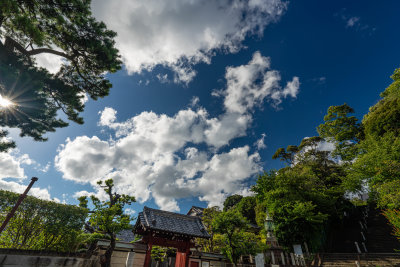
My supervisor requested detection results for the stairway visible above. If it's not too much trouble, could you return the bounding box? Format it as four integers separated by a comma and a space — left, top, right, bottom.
326, 207, 364, 253
317, 205, 400, 266
319, 253, 400, 266
320, 253, 361, 266
366, 207, 400, 253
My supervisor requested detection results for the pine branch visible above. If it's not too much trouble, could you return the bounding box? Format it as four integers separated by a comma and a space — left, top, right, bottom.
4, 36, 72, 60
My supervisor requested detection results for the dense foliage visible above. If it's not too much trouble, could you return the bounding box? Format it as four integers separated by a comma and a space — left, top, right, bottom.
254, 67, 400, 249
195, 204, 264, 265
151, 246, 175, 267
195, 206, 223, 253
212, 209, 265, 265
253, 136, 350, 250
383, 209, 400, 241
223, 194, 243, 211
0, 189, 87, 251
0, 0, 121, 151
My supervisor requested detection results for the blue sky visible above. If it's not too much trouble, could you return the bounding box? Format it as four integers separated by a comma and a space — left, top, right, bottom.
2, 0, 400, 215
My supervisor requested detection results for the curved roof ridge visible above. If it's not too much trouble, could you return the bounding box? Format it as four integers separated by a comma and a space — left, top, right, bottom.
144, 206, 199, 220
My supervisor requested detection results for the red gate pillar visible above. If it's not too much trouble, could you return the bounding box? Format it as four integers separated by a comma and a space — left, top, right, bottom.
175, 247, 190, 267
143, 241, 153, 267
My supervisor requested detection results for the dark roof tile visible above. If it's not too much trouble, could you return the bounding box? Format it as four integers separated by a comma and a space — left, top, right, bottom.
135, 206, 210, 238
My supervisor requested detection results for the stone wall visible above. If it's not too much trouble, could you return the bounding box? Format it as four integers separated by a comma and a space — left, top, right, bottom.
0, 249, 97, 267
0, 244, 228, 267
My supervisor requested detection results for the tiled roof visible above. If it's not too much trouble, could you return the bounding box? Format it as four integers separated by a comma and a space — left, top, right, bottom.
135, 206, 210, 238
187, 206, 205, 217
116, 228, 136, 242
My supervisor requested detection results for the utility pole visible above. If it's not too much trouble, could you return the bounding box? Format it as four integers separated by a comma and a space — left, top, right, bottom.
0, 177, 38, 234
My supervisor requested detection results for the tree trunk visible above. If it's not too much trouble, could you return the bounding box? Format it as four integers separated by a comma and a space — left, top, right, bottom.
101, 235, 116, 267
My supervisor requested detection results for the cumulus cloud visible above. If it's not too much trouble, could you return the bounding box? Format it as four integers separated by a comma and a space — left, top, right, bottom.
55, 52, 299, 211
56, 132, 261, 211
215, 52, 300, 112
0, 179, 51, 200
0, 150, 52, 200
0, 152, 26, 179
91, 0, 287, 83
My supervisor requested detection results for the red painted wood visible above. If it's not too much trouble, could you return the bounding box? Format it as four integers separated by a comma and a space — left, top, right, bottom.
141, 229, 193, 267
175, 252, 185, 267
143, 239, 153, 267
190, 260, 199, 267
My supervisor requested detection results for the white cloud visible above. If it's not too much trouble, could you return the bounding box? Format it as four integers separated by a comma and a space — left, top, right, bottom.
254, 133, 267, 150
317, 140, 335, 152
156, 74, 170, 84
0, 152, 26, 179
0, 179, 51, 200
91, 0, 287, 83
99, 107, 118, 128
0, 150, 53, 200
124, 208, 136, 216
190, 96, 200, 107
78, 92, 89, 105
346, 16, 360, 28
311, 76, 326, 84
337, 10, 375, 34
217, 52, 299, 113
282, 77, 300, 98
55, 52, 300, 211
34, 53, 63, 74
36, 162, 51, 173
73, 190, 93, 199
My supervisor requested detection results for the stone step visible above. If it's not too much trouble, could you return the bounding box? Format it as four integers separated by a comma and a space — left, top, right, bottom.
320, 253, 400, 267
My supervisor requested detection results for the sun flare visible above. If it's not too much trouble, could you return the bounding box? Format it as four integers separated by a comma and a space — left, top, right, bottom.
0, 95, 13, 108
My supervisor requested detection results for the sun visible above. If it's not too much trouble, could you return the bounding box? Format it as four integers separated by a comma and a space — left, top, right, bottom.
0, 95, 13, 108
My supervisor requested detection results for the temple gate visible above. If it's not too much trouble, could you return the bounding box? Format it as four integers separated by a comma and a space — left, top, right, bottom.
134, 206, 210, 267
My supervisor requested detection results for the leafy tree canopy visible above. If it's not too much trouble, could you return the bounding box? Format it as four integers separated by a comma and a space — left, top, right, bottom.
236, 196, 257, 225
363, 68, 400, 138
196, 206, 223, 253
212, 209, 265, 265
223, 194, 243, 211
347, 68, 400, 209
0, 0, 121, 151
0, 189, 87, 252
253, 136, 350, 250
317, 103, 362, 161
78, 179, 135, 267
151, 246, 175, 267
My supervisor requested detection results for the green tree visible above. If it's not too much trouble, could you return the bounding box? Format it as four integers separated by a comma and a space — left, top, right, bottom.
196, 206, 223, 253
383, 209, 400, 241
253, 137, 349, 250
78, 179, 135, 267
347, 68, 400, 210
236, 196, 257, 225
272, 145, 299, 165
0, 0, 121, 151
0, 189, 87, 251
151, 246, 175, 267
317, 103, 362, 161
213, 209, 265, 266
223, 194, 243, 211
